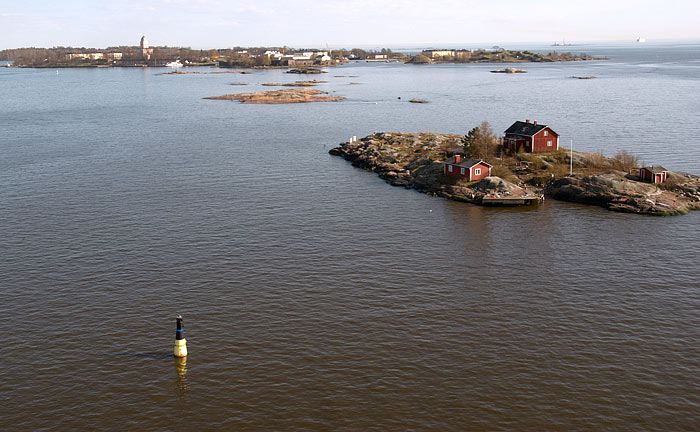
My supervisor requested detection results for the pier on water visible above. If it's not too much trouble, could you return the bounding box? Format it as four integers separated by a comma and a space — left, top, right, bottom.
481, 195, 544, 206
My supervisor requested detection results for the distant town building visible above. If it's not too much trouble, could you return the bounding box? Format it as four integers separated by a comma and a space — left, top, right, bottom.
140, 35, 153, 60
68, 53, 104, 60
443, 155, 492, 181
288, 58, 314, 66
503, 120, 559, 153
422, 50, 455, 58
455, 50, 472, 60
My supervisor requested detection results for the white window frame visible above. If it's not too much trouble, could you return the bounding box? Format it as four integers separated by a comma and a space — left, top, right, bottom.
547, 140, 553, 147
448, 165, 453, 172
460, 167, 465, 175
544, 130, 548, 136
474, 168, 481, 176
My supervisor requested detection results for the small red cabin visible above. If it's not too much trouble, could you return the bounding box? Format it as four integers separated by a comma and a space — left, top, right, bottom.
639, 166, 667, 184
443, 155, 492, 181
503, 120, 559, 153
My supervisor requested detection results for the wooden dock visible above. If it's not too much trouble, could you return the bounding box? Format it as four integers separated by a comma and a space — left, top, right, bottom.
481, 195, 544, 206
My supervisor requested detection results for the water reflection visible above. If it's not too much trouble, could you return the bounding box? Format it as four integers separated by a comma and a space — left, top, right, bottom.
174, 356, 189, 395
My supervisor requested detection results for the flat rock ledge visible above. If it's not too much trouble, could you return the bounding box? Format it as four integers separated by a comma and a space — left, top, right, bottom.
330, 132, 700, 215
204, 88, 344, 104
547, 172, 700, 215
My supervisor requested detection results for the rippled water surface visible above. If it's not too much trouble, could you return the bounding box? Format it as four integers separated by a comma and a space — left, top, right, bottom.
1, 42, 699, 430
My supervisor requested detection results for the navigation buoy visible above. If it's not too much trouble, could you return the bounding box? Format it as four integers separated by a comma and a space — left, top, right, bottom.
174, 315, 187, 358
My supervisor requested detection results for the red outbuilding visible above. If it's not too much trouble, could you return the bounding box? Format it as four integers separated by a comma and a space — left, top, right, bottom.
503, 120, 559, 153
443, 155, 492, 181
639, 166, 668, 184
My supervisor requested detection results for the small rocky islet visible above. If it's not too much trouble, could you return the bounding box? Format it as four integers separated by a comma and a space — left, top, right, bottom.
329, 132, 700, 216
204, 87, 344, 103
490, 67, 527, 73
261, 80, 328, 87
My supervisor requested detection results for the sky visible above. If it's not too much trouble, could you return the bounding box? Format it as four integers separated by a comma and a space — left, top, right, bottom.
0, 0, 698, 49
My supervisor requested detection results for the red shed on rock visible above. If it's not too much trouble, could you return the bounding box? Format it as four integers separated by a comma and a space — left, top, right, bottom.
639, 166, 667, 184
503, 120, 559, 153
443, 155, 492, 181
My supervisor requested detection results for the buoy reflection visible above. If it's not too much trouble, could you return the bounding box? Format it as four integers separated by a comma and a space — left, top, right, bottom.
174, 356, 189, 394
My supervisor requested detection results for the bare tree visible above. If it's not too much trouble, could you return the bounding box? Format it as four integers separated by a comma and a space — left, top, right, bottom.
462, 121, 499, 160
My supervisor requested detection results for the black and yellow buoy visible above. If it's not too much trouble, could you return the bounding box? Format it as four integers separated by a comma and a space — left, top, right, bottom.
174, 314, 187, 358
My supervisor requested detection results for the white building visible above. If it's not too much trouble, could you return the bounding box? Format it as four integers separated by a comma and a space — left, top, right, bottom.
67, 53, 105, 60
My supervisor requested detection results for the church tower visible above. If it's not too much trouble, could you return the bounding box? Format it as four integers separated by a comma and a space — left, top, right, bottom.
140, 35, 153, 61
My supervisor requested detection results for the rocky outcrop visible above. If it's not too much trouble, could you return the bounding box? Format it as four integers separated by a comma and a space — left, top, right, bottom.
490, 68, 527, 73
329, 133, 540, 206
473, 176, 527, 196
330, 132, 700, 216
204, 88, 344, 104
261, 80, 328, 87
329, 132, 450, 191
287, 68, 324, 74
547, 171, 700, 215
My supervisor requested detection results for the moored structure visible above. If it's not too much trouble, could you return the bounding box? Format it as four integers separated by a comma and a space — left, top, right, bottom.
503, 120, 559, 153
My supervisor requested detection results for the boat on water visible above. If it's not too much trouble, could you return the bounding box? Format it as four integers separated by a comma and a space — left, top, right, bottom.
166, 60, 184, 68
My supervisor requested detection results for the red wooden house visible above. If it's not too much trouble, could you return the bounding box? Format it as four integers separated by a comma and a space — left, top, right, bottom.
503, 120, 559, 153
639, 166, 667, 184
443, 155, 492, 181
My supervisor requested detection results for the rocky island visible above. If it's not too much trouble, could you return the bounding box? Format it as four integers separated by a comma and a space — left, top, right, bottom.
329, 131, 700, 216
261, 80, 328, 87
204, 88, 344, 104
491, 68, 527, 73
407, 49, 605, 64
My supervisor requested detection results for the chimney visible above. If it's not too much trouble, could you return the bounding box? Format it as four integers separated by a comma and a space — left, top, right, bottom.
534, 120, 537, 126
525, 119, 530, 123
455, 155, 461, 163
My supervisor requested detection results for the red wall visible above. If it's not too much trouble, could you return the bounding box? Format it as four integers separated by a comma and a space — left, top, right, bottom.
469, 162, 491, 181
445, 164, 468, 179
504, 136, 531, 152
505, 127, 558, 153
532, 127, 559, 152
445, 163, 490, 180
640, 168, 666, 183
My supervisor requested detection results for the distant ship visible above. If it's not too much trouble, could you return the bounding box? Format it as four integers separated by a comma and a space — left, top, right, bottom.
166, 60, 183, 67
637, 37, 646, 43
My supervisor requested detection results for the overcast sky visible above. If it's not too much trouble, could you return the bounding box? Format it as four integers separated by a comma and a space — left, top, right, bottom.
1, 0, 697, 49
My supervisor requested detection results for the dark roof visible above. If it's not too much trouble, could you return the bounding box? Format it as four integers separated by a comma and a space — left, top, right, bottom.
504, 121, 549, 137
642, 166, 667, 174
444, 156, 493, 168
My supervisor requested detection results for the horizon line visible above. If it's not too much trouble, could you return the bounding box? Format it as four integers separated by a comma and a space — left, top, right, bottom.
2, 37, 699, 51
